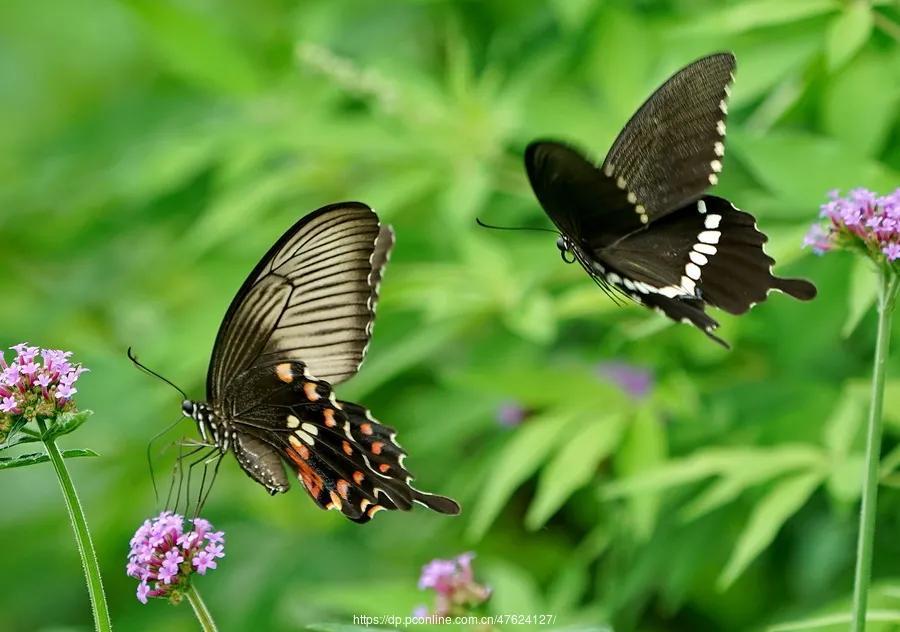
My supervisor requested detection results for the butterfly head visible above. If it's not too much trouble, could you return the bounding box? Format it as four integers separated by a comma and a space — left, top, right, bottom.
556, 236, 576, 263
181, 399, 194, 418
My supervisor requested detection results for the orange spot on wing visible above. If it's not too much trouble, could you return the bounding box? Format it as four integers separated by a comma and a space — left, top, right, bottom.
353, 471, 364, 485
360, 423, 373, 436
367, 504, 385, 518
378, 463, 390, 474
329, 490, 342, 508
342, 441, 353, 456
370, 441, 384, 455
323, 409, 337, 427
297, 461, 323, 499
337, 479, 349, 499
275, 363, 294, 383
303, 382, 321, 401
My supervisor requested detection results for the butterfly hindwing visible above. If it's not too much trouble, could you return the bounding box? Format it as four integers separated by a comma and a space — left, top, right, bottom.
229, 361, 459, 522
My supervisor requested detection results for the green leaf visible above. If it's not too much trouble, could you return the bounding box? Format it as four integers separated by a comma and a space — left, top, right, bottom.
718, 471, 824, 588
467, 411, 577, 541
124, 0, 260, 94
825, 2, 873, 72
768, 610, 900, 631
603, 445, 823, 500
822, 50, 900, 156
680, 0, 839, 34
503, 291, 557, 344
731, 130, 900, 206
0, 449, 99, 470
843, 258, 879, 337
614, 407, 667, 539
0, 417, 36, 451
42, 410, 93, 441
526, 414, 624, 530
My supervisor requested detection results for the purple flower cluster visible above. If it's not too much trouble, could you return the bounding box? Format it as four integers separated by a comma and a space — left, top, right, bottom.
597, 361, 654, 399
804, 188, 900, 261
127, 511, 225, 604
0, 343, 86, 421
495, 400, 527, 427
414, 552, 491, 618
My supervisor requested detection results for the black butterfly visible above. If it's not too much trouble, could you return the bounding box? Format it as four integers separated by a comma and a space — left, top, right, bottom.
523, 52, 816, 347
174, 202, 459, 523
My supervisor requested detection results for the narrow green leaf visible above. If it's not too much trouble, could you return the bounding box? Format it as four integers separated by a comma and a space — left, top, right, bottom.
614, 407, 667, 538
42, 410, 93, 441
467, 412, 576, 541
823, 50, 900, 156
768, 610, 900, 631
731, 131, 900, 205
680, 0, 839, 35
526, 415, 624, 530
0, 417, 35, 451
719, 471, 824, 588
825, 2, 873, 71
0, 449, 99, 470
124, 0, 260, 94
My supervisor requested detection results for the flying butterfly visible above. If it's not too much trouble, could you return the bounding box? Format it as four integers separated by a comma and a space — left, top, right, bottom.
138, 202, 459, 523
517, 52, 816, 347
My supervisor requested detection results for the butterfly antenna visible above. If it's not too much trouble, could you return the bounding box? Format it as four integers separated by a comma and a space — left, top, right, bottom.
475, 218, 560, 235
127, 347, 189, 400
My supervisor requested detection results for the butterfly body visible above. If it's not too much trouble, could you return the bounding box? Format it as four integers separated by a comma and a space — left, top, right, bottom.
180, 202, 458, 522
525, 53, 816, 346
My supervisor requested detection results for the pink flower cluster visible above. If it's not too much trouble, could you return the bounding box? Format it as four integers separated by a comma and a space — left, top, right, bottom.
0, 343, 87, 418
414, 552, 491, 618
127, 511, 225, 604
804, 188, 900, 261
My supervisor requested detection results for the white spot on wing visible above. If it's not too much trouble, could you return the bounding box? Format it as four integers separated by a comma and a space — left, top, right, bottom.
694, 243, 717, 256
689, 251, 708, 266
685, 263, 701, 280
698, 231, 721, 245
301, 422, 318, 436
705, 214, 722, 229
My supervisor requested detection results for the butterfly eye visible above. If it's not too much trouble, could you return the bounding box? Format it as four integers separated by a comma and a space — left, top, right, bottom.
556, 237, 575, 263
181, 400, 194, 417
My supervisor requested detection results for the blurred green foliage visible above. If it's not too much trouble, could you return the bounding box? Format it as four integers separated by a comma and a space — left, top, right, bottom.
2, 0, 900, 630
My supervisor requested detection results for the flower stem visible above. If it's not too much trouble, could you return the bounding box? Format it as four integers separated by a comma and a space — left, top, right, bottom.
186, 583, 219, 632
38, 419, 112, 632
851, 269, 899, 632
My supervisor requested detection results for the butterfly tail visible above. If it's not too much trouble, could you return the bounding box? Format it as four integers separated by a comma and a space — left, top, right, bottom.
771, 276, 817, 301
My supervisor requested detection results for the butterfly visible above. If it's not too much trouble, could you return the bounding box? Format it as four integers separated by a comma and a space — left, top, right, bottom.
523, 52, 816, 347
176, 202, 459, 523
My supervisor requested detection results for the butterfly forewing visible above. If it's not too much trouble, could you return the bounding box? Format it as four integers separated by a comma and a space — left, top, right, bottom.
208, 203, 387, 402
601, 52, 735, 220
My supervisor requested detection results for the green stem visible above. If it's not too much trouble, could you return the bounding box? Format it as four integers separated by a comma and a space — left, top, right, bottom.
851, 270, 899, 632
38, 419, 112, 632
185, 583, 219, 632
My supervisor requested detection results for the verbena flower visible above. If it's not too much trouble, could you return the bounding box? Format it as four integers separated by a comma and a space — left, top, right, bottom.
415, 552, 490, 618
495, 400, 527, 427
596, 361, 654, 399
804, 188, 900, 261
127, 511, 225, 605
0, 343, 87, 428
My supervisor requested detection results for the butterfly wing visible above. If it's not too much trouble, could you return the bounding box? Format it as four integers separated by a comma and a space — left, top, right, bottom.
224, 361, 459, 522
525, 141, 639, 247
600, 52, 735, 221
587, 196, 816, 345
207, 202, 391, 402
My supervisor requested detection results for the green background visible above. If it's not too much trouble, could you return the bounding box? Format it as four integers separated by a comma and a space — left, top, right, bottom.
2, 0, 900, 630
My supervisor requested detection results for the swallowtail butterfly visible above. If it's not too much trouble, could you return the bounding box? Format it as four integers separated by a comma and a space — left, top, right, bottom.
176, 202, 459, 522
524, 52, 816, 347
